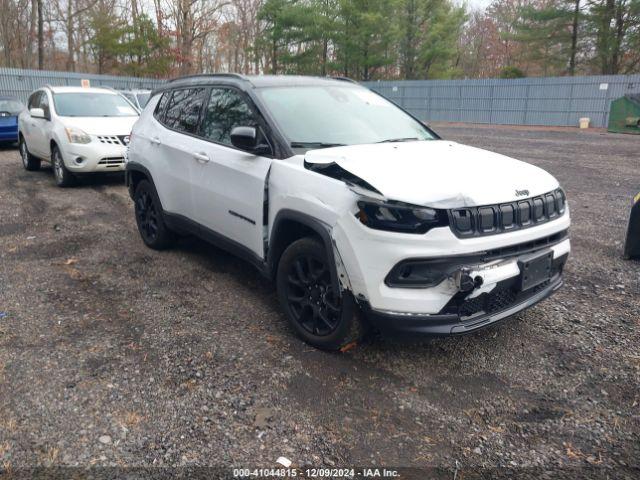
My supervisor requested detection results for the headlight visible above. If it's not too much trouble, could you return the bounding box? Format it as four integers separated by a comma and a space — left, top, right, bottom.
356, 199, 449, 234
65, 127, 91, 144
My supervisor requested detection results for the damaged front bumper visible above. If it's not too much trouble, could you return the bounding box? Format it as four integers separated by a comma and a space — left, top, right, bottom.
332, 208, 571, 335
364, 262, 565, 336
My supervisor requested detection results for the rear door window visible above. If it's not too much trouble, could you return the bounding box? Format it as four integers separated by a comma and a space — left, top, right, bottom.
163, 88, 207, 134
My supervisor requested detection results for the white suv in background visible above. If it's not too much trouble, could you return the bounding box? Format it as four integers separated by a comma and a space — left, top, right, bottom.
126, 75, 570, 350
18, 86, 139, 187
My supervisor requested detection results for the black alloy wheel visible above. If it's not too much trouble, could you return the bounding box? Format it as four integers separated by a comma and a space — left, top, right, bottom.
135, 188, 159, 244
133, 180, 175, 249
277, 237, 364, 350
19, 136, 41, 171
285, 254, 342, 336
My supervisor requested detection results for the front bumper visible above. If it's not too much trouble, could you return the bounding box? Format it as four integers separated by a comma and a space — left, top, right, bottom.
334, 208, 571, 315
365, 273, 563, 335
61, 140, 127, 173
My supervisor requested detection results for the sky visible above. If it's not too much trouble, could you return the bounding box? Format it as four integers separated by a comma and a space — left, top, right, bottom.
463, 0, 493, 11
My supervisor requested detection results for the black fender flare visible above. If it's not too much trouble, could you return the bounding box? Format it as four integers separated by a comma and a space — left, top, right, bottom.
125, 161, 154, 199
268, 209, 341, 292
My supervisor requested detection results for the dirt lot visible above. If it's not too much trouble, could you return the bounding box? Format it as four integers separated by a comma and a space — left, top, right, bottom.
0, 125, 638, 478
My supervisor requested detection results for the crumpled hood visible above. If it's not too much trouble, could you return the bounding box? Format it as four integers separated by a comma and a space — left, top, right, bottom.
60, 116, 138, 136
304, 140, 559, 208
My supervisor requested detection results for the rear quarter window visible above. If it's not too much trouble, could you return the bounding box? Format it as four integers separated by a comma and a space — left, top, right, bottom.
153, 92, 170, 121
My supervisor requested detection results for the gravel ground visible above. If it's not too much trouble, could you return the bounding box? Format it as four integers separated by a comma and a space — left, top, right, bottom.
0, 125, 638, 479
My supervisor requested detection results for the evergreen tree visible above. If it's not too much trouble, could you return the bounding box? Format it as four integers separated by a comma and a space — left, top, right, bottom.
396, 0, 466, 79
512, 0, 583, 76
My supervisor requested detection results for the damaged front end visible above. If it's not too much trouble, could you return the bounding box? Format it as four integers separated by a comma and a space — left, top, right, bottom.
303, 159, 381, 194
300, 147, 570, 337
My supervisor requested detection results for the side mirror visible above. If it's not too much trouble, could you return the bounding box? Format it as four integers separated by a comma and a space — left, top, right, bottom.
30, 107, 45, 119
230, 126, 271, 155
230, 126, 258, 150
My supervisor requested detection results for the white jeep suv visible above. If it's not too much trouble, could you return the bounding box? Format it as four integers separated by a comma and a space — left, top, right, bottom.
18, 86, 139, 187
126, 75, 570, 350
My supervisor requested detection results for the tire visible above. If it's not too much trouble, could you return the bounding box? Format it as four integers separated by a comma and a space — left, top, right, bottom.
276, 237, 365, 350
19, 136, 41, 171
133, 179, 175, 250
51, 145, 76, 187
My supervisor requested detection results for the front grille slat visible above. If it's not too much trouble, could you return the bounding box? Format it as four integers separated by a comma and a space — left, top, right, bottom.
98, 157, 125, 167
449, 188, 566, 238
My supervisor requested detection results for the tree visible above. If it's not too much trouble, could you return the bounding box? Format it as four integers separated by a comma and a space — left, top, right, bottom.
500, 65, 525, 76
511, 0, 585, 76
587, 0, 640, 74
54, 0, 98, 72
332, 0, 396, 80
87, 0, 124, 73
165, 0, 227, 75
397, 0, 466, 79
457, 10, 507, 78
121, 14, 172, 77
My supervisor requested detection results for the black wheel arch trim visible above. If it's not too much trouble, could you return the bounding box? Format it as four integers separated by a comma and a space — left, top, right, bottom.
125, 161, 155, 199
268, 209, 341, 294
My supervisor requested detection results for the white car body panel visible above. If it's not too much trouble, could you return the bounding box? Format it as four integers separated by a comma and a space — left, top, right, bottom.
128, 95, 192, 216
190, 141, 272, 257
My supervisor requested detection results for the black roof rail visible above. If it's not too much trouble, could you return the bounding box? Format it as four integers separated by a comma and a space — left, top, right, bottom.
167, 73, 247, 83
331, 76, 358, 84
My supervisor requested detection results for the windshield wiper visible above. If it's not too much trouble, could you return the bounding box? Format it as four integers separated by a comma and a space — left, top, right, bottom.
377, 137, 420, 143
291, 141, 346, 149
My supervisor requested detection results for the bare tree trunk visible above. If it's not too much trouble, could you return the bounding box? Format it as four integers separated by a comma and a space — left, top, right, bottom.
612, 1, 625, 75
321, 37, 328, 76
271, 36, 277, 74
37, 0, 43, 69
66, 0, 75, 71
177, 0, 194, 75
26, 0, 37, 67
568, 0, 580, 75
599, 0, 615, 74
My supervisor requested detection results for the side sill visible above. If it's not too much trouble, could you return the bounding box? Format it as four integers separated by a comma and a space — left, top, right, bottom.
163, 211, 270, 278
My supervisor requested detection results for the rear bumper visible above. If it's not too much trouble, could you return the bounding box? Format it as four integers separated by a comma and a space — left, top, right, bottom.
364, 271, 564, 336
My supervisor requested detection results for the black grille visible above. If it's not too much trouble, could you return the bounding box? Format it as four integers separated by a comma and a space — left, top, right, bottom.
453, 279, 552, 319
449, 189, 566, 238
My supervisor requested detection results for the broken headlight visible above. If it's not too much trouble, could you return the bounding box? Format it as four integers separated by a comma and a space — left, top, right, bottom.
356, 199, 449, 234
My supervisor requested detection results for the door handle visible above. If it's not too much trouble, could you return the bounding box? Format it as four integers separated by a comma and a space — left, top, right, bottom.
193, 152, 210, 163
150, 137, 161, 145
